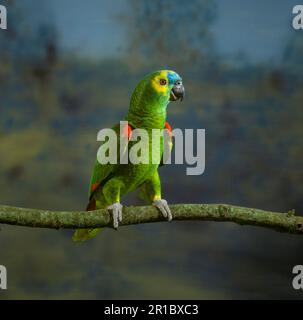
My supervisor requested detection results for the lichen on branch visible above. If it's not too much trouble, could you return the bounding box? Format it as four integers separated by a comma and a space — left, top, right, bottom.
0, 204, 302, 234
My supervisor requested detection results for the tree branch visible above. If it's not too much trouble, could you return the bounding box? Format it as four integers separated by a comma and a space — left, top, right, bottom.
0, 204, 302, 234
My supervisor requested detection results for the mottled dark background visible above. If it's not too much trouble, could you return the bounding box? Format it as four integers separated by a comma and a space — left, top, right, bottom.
0, 0, 302, 299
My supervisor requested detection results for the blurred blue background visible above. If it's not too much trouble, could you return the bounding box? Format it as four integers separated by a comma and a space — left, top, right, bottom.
0, 0, 302, 299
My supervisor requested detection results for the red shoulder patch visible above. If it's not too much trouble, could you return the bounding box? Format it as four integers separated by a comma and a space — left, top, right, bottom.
91, 182, 100, 193
164, 121, 172, 136
122, 123, 133, 140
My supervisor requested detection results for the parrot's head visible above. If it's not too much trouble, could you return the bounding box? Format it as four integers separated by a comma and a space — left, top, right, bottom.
148, 70, 185, 103
129, 70, 185, 116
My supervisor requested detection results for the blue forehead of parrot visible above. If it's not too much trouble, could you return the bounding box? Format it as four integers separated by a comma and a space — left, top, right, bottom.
167, 71, 182, 85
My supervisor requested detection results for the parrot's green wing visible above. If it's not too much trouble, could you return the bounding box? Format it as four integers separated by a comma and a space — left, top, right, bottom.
72, 123, 126, 242
88, 123, 122, 201
88, 159, 115, 201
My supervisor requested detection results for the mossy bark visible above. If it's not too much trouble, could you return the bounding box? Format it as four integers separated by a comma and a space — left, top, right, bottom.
0, 204, 302, 234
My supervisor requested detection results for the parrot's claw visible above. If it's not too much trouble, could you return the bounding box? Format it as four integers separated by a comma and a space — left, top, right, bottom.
153, 199, 172, 222
107, 202, 123, 229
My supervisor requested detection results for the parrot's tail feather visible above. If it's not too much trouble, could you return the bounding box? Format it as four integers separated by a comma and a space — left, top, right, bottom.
72, 228, 103, 242
72, 199, 103, 242
86, 199, 96, 211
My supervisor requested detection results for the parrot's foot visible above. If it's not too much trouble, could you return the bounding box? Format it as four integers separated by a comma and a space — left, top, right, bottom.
153, 199, 172, 222
107, 202, 123, 229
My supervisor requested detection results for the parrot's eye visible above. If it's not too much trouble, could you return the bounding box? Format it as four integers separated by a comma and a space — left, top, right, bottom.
159, 79, 167, 86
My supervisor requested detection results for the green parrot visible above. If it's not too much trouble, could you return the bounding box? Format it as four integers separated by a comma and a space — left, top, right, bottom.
73, 70, 185, 241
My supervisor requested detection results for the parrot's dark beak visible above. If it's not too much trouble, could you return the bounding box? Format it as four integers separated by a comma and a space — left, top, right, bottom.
170, 81, 185, 102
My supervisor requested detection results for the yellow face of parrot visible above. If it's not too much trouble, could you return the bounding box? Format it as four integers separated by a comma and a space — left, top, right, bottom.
150, 70, 185, 102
